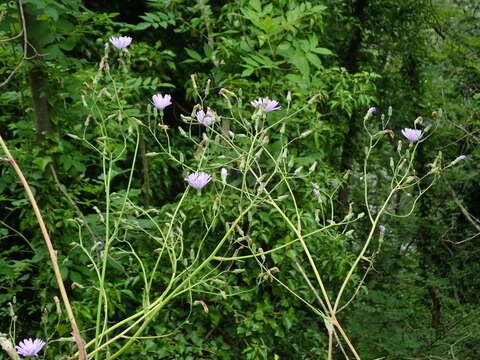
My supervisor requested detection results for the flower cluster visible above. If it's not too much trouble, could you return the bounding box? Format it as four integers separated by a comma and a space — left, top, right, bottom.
143, 92, 430, 194
16, 338, 45, 357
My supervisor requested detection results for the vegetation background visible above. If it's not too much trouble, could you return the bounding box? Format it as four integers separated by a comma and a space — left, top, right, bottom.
0, 0, 479, 359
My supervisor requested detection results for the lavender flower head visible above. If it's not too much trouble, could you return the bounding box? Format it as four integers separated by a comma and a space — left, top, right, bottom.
16, 338, 45, 357
401, 128, 423, 142
196, 109, 216, 126
251, 98, 281, 112
185, 172, 212, 190
152, 94, 172, 110
367, 107, 377, 116
109, 36, 132, 50
456, 155, 467, 162
378, 225, 386, 233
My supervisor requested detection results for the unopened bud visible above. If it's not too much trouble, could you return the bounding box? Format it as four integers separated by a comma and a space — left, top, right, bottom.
365, 107, 377, 120
181, 114, 193, 123
205, 78, 211, 96
257, 248, 266, 262
54, 296, 62, 315
191, 74, 198, 91
294, 166, 303, 175
405, 176, 417, 184
193, 300, 209, 313
178, 127, 187, 137
300, 130, 313, 138
221, 167, 228, 182
308, 93, 323, 104
254, 148, 263, 159
343, 213, 354, 221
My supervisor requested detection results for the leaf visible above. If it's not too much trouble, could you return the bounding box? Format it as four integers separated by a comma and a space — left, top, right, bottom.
22, 0, 46, 9
60, 36, 79, 51
249, 0, 262, 13
135, 22, 152, 30
306, 52, 322, 69
312, 47, 333, 56
44, 6, 59, 22
34, 156, 52, 172
185, 48, 202, 61
289, 53, 310, 77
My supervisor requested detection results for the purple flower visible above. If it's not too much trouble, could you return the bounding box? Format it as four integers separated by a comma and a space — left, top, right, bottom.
185, 172, 212, 190
312, 187, 320, 196
401, 128, 423, 142
456, 155, 467, 162
16, 338, 46, 357
152, 94, 172, 110
196, 109, 215, 126
251, 98, 281, 112
109, 36, 132, 50
367, 107, 377, 116
378, 225, 386, 233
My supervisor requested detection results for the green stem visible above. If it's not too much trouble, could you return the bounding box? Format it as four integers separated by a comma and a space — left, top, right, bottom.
107, 204, 254, 359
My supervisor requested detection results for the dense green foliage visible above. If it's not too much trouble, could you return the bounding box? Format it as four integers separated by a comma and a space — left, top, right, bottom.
0, 0, 479, 359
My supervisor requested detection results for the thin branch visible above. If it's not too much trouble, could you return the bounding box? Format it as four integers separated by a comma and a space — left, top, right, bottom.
0, 135, 87, 360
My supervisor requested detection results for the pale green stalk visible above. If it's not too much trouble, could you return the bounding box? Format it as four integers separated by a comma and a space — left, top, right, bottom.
107, 204, 255, 359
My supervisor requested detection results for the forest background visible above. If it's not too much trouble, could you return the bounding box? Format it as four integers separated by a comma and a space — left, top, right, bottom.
0, 0, 479, 359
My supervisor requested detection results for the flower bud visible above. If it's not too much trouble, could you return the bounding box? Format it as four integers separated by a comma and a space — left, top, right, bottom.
221, 167, 228, 182
414, 116, 423, 125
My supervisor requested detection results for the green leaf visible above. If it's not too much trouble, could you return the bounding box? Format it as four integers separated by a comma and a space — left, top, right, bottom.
249, 0, 262, 13
306, 52, 322, 69
44, 6, 59, 22
34, 156, 52, 172
289, 52, 310, 77
312, 47, 333, 56
185, 48, 202, 61
135, 22, 151, 30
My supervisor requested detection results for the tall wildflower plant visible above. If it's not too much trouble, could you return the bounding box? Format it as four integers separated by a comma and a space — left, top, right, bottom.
0, 36, 463, 360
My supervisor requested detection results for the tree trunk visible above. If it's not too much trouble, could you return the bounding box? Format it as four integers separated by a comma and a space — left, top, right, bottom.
24, 9, 53, 143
